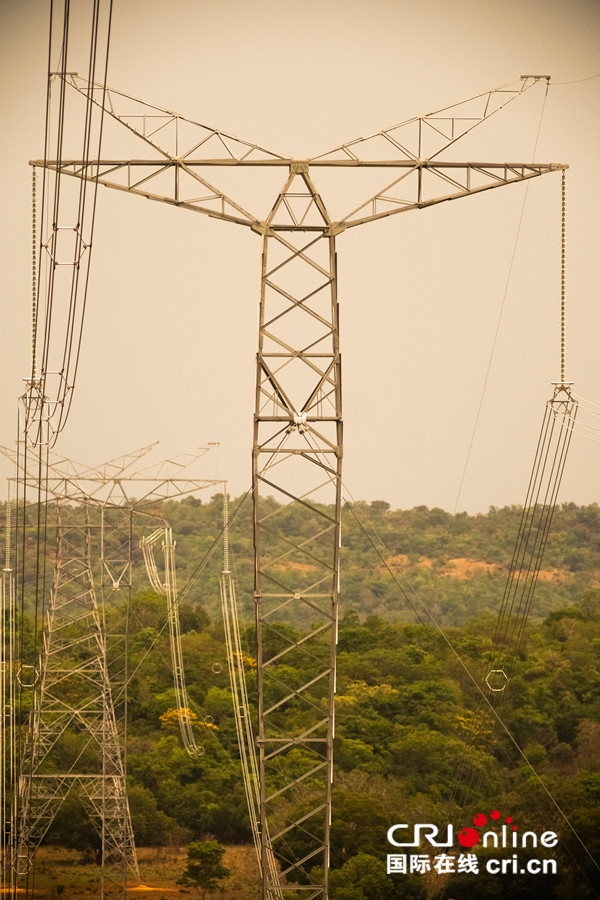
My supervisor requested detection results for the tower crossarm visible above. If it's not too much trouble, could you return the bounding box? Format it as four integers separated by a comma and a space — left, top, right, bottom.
28, 158, 567, 233
0, 444, 221, 506
58, 73, 289, 164
331, 160, 567, 230
33, 72, 291, 227
310, 75, 550, 163
29, 74, 565, 233
29, 157, 263, 228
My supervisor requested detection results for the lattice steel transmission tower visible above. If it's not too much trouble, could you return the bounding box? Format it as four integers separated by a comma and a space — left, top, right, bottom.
33, 74, 566, 899
15, 497, 138, 891
3, 444, 221, 897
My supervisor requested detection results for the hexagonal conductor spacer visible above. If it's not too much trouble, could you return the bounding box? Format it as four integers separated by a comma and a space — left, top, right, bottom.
16, 664, 39, 688
485, 669, 509, 692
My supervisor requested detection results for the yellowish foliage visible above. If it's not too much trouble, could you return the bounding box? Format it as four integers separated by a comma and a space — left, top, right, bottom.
159, 707, 219, 731
234, 651, 257, 669
336, 680, 399, 705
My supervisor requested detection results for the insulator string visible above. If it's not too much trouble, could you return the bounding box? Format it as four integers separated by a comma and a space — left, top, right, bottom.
31, 168, 38, 380
560, 169, 566, 383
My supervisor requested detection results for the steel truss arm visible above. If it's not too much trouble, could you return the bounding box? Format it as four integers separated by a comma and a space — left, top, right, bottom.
31, 75, 566, 233
333, 161, 566, 229
311, 76, 548, 162
0, 445, 221, 507
50, 72, 547, 169
30, 159, 566, 233
58, 73, 288, 164
34, 72, 289, 227
31, 158, 261, 227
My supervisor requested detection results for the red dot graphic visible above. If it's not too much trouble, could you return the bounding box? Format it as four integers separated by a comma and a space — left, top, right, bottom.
473, 813, 487, 827
458, 827, 480, 848
513, 826, 518, 831
490, 810, 501, 820
506, 817, 513, 824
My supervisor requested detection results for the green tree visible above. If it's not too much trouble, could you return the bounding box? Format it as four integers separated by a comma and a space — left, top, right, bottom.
127, 784, 178, 846
328, 852, 421, 899
178, 840, 230, 897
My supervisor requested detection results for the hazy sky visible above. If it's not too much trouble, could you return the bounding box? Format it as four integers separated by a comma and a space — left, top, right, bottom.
1, 0, 599, 512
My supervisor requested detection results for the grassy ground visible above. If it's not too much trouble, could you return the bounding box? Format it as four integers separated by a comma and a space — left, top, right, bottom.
3, 845, 262, 898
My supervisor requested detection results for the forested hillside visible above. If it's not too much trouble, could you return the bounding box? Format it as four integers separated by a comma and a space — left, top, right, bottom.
6, 497, 600, 898
10, 496, 600, 625
140, 495, 600, 625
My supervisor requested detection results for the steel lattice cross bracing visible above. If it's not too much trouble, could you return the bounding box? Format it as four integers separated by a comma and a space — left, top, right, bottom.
28, 74, 567, 899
